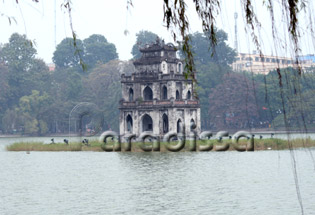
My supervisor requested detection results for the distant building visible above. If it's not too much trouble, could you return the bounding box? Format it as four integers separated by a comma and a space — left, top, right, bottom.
298, 55, 315, 71
119, 39, 201, 140
232, 52, 315, 74
47, 63, 55, 72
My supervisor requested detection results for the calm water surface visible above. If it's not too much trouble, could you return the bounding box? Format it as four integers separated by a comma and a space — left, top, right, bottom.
0, 137, 315, 215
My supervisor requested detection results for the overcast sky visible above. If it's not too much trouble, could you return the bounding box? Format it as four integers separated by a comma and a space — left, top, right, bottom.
1, 0, 314, 63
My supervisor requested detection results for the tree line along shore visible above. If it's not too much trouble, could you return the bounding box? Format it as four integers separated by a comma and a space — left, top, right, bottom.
1, 31, 315, 136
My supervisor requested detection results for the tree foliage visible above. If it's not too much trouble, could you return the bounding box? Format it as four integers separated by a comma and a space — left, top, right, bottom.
0, 33, 36, 69
7, 0, 308, 79
53, 34, 118, 71
208, 72, 259, 130
184, 29, 236, 129
187, 30, 236, 66
196, 62, 230, 129
161, 0, 306, 81
131, 30, 159, 59
83, 60, 126, 131
17, 90, 51, 135
53, 38, 84, 70
2, 90, 51, 135
83, 34, 118, 69
0, 33, 50, 107
0, 64, 9, 131
254, 68, 315, 130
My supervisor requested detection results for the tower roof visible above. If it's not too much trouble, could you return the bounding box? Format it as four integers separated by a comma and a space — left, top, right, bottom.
139, 41, 177, 52
133, 39, 180, 66
133, 56, 180, 66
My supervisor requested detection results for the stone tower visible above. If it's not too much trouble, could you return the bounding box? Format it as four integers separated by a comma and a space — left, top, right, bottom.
119, 39, 200, 140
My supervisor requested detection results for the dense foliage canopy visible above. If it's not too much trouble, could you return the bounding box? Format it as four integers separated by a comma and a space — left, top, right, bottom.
1, 31, 314, 135
131, 30, 159, 59
53, 34, 118, 71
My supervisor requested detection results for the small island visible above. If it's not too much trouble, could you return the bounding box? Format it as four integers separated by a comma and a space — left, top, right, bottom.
6, 137, 315, 152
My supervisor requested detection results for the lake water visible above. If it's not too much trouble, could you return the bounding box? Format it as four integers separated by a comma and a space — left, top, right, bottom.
1, 136, 315, 214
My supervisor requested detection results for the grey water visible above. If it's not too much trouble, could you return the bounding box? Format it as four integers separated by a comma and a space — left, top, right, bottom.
1, 136, 315, 215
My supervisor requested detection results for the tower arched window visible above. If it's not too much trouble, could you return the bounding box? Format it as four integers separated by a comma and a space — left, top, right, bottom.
126, 115, 133, 132
190, 119, 195, 131
143, 86, 153, 100
162, 86, 168, 100
176, 90, 180, 100
187, 90, 191, 100
129, 88, 134, 101
178, 63, 182, 73
162, 114, 169, 133
142, 114, 153, 132
177, 119, 182, 133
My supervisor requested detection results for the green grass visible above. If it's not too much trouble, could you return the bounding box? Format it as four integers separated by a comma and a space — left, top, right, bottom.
6, 142, 82, 151
6, 138, 315, 152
